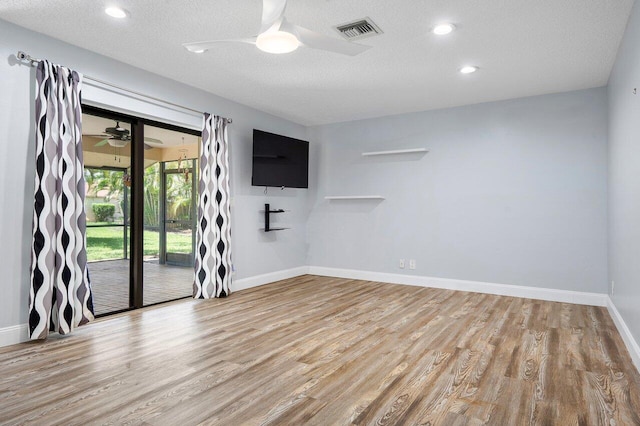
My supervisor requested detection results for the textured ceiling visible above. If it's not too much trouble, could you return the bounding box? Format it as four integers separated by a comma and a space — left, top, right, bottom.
0, 0, 634, 125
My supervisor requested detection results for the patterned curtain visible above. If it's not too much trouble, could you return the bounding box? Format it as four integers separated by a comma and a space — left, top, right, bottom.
194, 114, 232, 298
29, 60, 94, 339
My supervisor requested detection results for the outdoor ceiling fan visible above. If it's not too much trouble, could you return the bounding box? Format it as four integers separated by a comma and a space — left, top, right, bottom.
85, 121, 163, 150
183, 0, 371, 56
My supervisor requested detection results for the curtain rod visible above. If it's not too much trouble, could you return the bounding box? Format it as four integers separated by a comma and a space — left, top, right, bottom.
16, 51, 232, 124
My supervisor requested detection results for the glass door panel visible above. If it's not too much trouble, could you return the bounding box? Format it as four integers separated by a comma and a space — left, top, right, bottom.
143, 125, 199, 306
142, 162, 161, 263
82, 113, 132, 315
164, 169, 195, 266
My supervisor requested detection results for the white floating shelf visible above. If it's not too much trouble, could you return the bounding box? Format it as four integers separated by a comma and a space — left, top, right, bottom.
325, 195, 385, 200
362, 148, 428, 157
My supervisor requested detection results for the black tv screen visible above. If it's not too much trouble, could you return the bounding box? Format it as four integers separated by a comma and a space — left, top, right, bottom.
252, 129, 309, 189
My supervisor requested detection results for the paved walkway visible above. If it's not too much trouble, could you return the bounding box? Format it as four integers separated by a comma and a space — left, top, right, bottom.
88, 259, 193, 315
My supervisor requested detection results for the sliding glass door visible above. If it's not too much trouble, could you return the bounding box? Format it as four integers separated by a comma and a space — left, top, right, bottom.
82, 114, 132, 315
142, 125, 198, 306
82, 106, 200, 316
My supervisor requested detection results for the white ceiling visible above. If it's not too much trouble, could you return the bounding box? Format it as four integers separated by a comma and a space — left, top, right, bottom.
1, 0, 634, 125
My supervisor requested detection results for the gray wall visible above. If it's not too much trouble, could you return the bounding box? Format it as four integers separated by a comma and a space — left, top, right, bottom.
608, 1, 640, 345
307, 88, 609, 293
0, 16, 617, 334
0, 19, 312, 329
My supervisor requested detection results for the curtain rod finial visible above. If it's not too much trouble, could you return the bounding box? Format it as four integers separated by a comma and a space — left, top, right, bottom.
16, 51, 37, 64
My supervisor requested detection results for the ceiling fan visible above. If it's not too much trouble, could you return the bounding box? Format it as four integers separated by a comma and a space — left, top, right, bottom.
85, 121, 163, 150
183, 0, 371, 56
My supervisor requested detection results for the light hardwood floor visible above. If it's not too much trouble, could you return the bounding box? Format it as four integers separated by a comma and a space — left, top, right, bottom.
1, 275, 639, 425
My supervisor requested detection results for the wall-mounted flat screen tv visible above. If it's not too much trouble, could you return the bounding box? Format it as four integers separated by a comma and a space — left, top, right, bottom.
251, 129, 309, 189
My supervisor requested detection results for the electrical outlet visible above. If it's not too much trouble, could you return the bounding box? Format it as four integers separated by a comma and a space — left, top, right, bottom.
409, 259, 416, 270
611, 280, 615, 296
399, 259, 405, 269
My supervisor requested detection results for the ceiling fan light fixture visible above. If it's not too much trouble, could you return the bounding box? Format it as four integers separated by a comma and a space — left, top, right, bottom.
433, 23, 455, 35
105, 6, 128, 19
256, 31, 299, 54
108, 139, 129, 148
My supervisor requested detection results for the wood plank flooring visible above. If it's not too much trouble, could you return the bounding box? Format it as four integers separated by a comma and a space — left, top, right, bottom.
1, 275, 639, 425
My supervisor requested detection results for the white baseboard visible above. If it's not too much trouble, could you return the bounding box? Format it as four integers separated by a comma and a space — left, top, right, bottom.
606, 297, 640, 372
0, 323, 29, 348
233, 266, 309, 292
307, 266, 608, 307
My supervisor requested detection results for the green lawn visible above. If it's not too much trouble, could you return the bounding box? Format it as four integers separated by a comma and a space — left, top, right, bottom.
86, 225, 192, 261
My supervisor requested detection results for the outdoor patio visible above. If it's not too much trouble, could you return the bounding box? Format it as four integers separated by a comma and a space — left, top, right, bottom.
88, 259, 193, 315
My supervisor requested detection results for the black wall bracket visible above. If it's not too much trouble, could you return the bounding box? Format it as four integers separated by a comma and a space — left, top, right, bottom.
264, 203, 289, 232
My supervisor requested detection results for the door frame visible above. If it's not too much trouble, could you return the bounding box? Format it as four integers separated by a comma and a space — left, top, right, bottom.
83, 105, 201, 314
160, 160, 197, 267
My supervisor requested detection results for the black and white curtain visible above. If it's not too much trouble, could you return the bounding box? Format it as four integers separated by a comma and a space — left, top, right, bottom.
29, 60, 94, 339
194, 114, 232, 298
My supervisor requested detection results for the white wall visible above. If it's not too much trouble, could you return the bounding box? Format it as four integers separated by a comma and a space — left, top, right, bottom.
608, 0, 640, 346
307, 88, 609, 293
0, 19, 313, 330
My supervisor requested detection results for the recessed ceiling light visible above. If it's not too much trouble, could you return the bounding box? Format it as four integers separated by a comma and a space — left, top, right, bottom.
193, 49, 206, 54
105, 6, 128, 19
460, 66, 478, 74
256, 31, 299, 54
433, 23, 455, 35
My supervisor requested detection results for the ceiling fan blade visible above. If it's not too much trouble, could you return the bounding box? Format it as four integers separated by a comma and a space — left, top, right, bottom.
260, 0, 287, 33
283, 22, 371, 56
183, 38, 256, 53
144, 143, 154, 150
95, 139, 110, 147
144, 137, 163, 144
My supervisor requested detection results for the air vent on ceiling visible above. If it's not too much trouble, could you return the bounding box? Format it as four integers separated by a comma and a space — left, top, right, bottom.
335, 17, 382, 40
